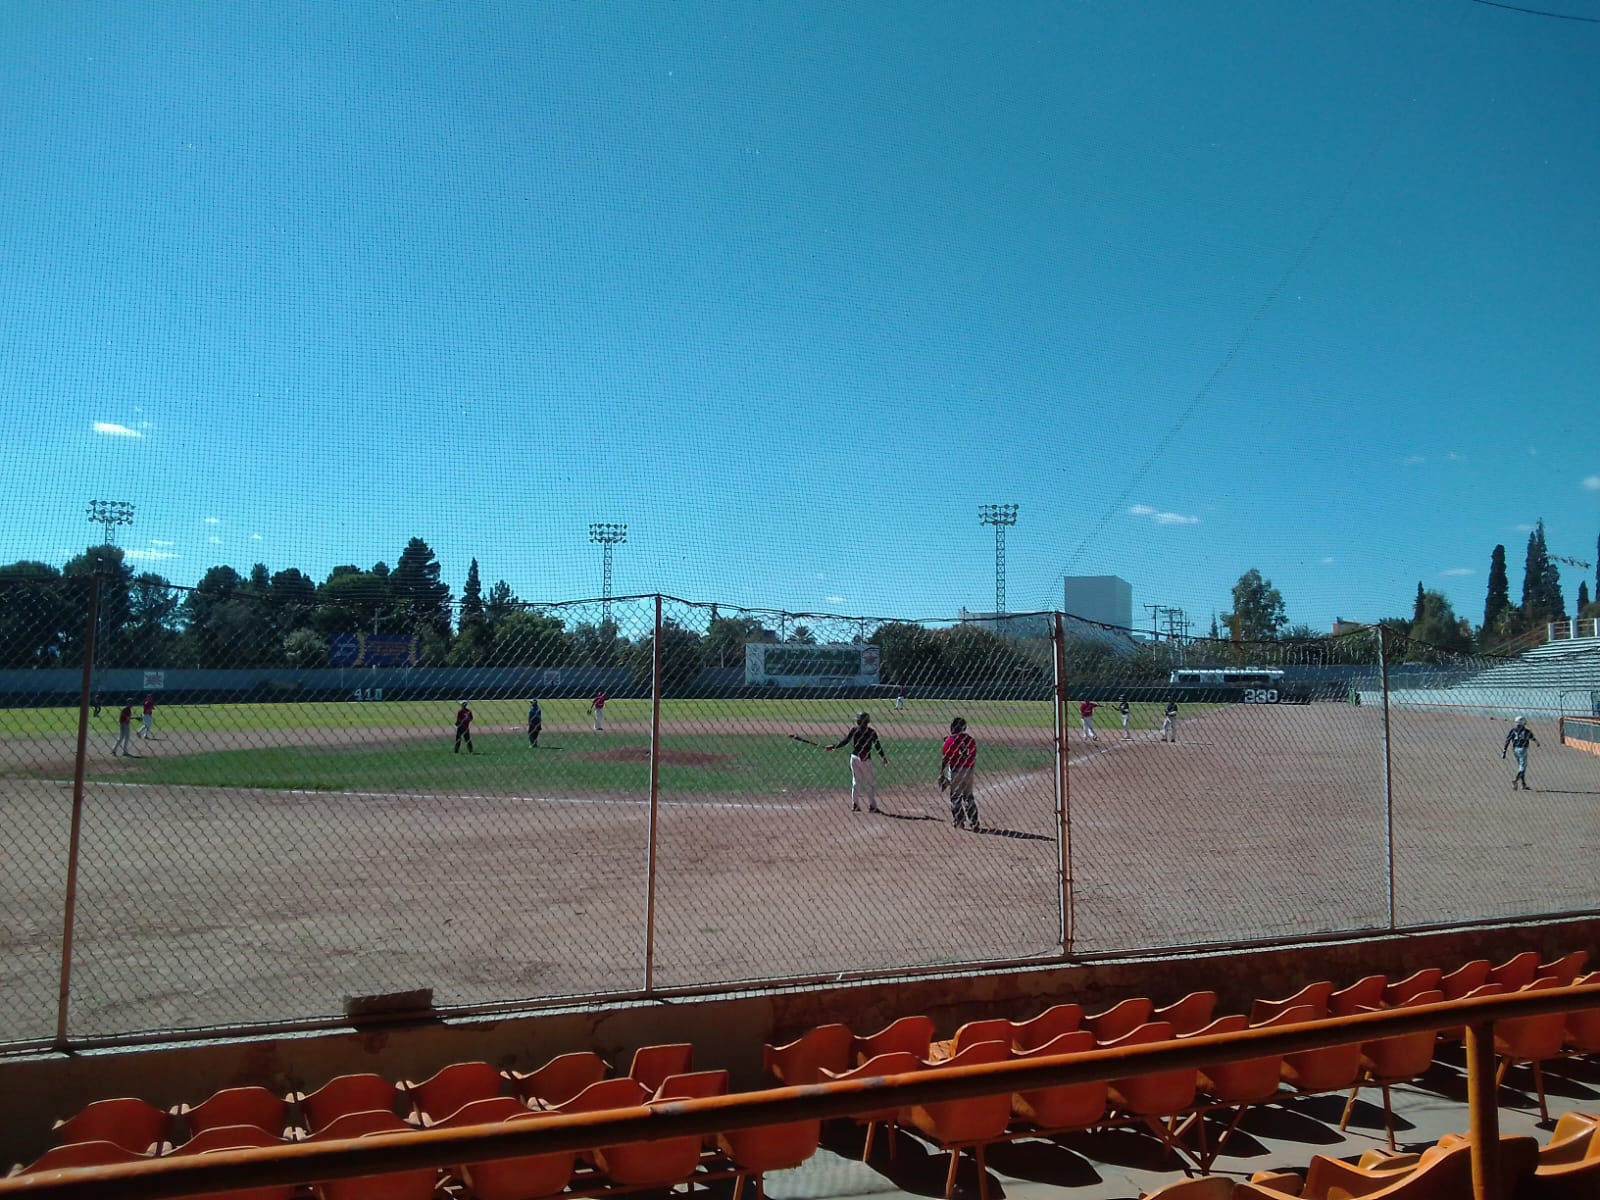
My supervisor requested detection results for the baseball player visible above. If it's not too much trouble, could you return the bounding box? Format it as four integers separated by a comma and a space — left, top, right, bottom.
1118, 697, 1132, 741
139, 693, 156, 739
113, 701, 134, 756
826, 711, 888, 813
1502, 716, 1539, 791
940, 717, 979, 831
1161, 699, 1179, 743
453, 701, 475, 754
590, 691, 607, 731
527, 699, 543, 747
1079, 698, 1099, 740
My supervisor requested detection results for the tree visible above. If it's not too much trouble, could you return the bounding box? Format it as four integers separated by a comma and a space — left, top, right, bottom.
63, 545, 134, 666
451, 558, 488, 666
1223, 569, 1288, 641
390, 538, 452, 639
1577, 580, 1590, 619
871, 621, 943, 685
1483, 544, 1512, 639
788, 625, 817, 644
314, 570, 391, 635
0, 562, 73, 667
283, 628, 327, 667
1407, 589, 1473, 660
1413, 582, 1425, 626
489, 609, 568, 666
269, 568, 318, 636
569, 620, 624, 668
125, 573, 180, 666
247, 563, 271, 595
628, 618, 703, 690
486, 579, 516, 624
704, 616, 771, 669
1520, 519, 1565, 624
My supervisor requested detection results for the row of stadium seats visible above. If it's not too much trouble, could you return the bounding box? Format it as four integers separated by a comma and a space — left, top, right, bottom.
13, 947, 1596, 1198
758, 948, 1598, 1187
1143, 1116, 1600, 1199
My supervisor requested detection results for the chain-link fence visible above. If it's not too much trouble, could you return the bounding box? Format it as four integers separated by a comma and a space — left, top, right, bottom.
2, 575, 1597, 1047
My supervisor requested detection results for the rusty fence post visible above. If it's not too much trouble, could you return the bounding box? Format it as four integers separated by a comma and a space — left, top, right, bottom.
56, 575, 100, 1048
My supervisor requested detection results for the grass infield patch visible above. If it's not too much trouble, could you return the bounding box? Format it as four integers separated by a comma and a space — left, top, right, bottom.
94, 733, 1058, 795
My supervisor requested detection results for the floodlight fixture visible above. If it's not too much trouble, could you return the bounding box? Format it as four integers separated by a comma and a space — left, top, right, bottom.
86, 499, 136, 545
978, 503, 1018, 616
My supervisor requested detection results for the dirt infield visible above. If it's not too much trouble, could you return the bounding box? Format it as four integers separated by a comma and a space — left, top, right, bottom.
1, 702, 1595, 1043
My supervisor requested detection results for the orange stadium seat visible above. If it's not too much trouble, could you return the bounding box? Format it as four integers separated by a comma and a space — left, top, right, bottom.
1329, 974, 1388, 1017
403, 1060, 504, 1125
896, 1040, 1012, 1200
716, 1114, 822, 1200
626, 1043, 694, 1093
180, 1087, 292, 1139
1154, 991, 1218, 1036
1084, 996, 1155, 1044
1538, 949, 1590, 985
459, 1109, 576, 1200
822, 1050, 921, 1161
1495, 977, 1569, 1121
511, 1050, 609, 1108
1008, 1003, 1083, 1052
168, 1124, 295, 1200
1184, 1010, 1305, 1171
304, 1111, 439, 1200
1281, 1027, 1363, 1100
763, 1024, 853, 1085
425, 1096, 526, 1130
653, 1069, 729, 1102
853, 1015, 934, 1063
1490, 950, 1542, 991
1251, 980, 1334, 1023
1339, 989, 1446, 1149
1008, 1030, 1105, 1133
1383, 967, 1443, 1006
927, 1017, 1012, 1064
1102, 1021, 1198, 1166
1565, 972, 1600, 1055
1525, 1112, 1600, 1200
1438, 957, 1491, 1000
10, 1140, 148, 1177
52, 1096, 174, 1154
296, 1074, 402, 1135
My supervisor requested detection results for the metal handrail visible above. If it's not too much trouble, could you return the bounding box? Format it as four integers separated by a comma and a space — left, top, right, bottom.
5, 982, 1598, 1200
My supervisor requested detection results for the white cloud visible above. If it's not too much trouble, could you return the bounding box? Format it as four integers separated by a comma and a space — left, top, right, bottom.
207, 536, 221, 545
1127, 504, 1199, 526
1582, 475, 1600, 491
1402, 454, 1425, 465
1446, 451, 1465, 462
250, 533, 263, 541
92, 422, 142, 438
1320, 557, 1336, 566
1441, 568, 1474, 577
203, 516, 220, 525
825, 595, 846, 604
151, 539, 174, 547
1514, 523, 1535, 533
124, 548, 176, 562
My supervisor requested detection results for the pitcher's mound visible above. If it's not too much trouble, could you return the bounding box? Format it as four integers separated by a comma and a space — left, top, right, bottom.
580, 747, 731, 766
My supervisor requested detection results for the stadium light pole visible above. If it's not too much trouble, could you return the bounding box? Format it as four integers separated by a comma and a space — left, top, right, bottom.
589, 522, 627, 625
86, 499, 135, 545
978, 504, 1018, 618
84, 500, 134, 710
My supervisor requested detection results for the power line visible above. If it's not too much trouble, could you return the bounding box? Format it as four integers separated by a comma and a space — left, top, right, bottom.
1468, 0, 1600, 23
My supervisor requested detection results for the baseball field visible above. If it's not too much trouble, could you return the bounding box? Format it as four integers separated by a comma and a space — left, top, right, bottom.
1, 697, 1595, 1044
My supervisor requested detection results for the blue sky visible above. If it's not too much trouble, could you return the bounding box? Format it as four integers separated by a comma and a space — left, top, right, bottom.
2, 0, 1597, 634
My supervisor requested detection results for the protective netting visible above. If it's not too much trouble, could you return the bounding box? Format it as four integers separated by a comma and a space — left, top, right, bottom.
1, 576, 1597, 1045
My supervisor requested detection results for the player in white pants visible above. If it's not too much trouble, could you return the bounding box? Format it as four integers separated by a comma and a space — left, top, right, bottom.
825, 712, 889, 813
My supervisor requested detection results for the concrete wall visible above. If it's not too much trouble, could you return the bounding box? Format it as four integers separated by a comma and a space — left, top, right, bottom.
2, 916, 1595, 1167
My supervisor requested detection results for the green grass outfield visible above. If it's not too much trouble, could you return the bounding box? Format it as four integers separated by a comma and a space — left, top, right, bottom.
0, 696, 1186, 740
92, 733, 1060, 794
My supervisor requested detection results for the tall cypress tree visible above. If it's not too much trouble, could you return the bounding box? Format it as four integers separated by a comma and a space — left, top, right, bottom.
1521, 521, 1552, 619
1484, 544, 1511, 635
1578, 580, 1592, 617
1413, 581, 1425, 624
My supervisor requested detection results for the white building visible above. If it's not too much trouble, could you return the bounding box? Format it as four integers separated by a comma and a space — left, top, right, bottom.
1063, 576, 1133, 630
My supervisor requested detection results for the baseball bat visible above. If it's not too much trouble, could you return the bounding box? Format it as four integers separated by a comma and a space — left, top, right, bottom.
789, 735, 821, 747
